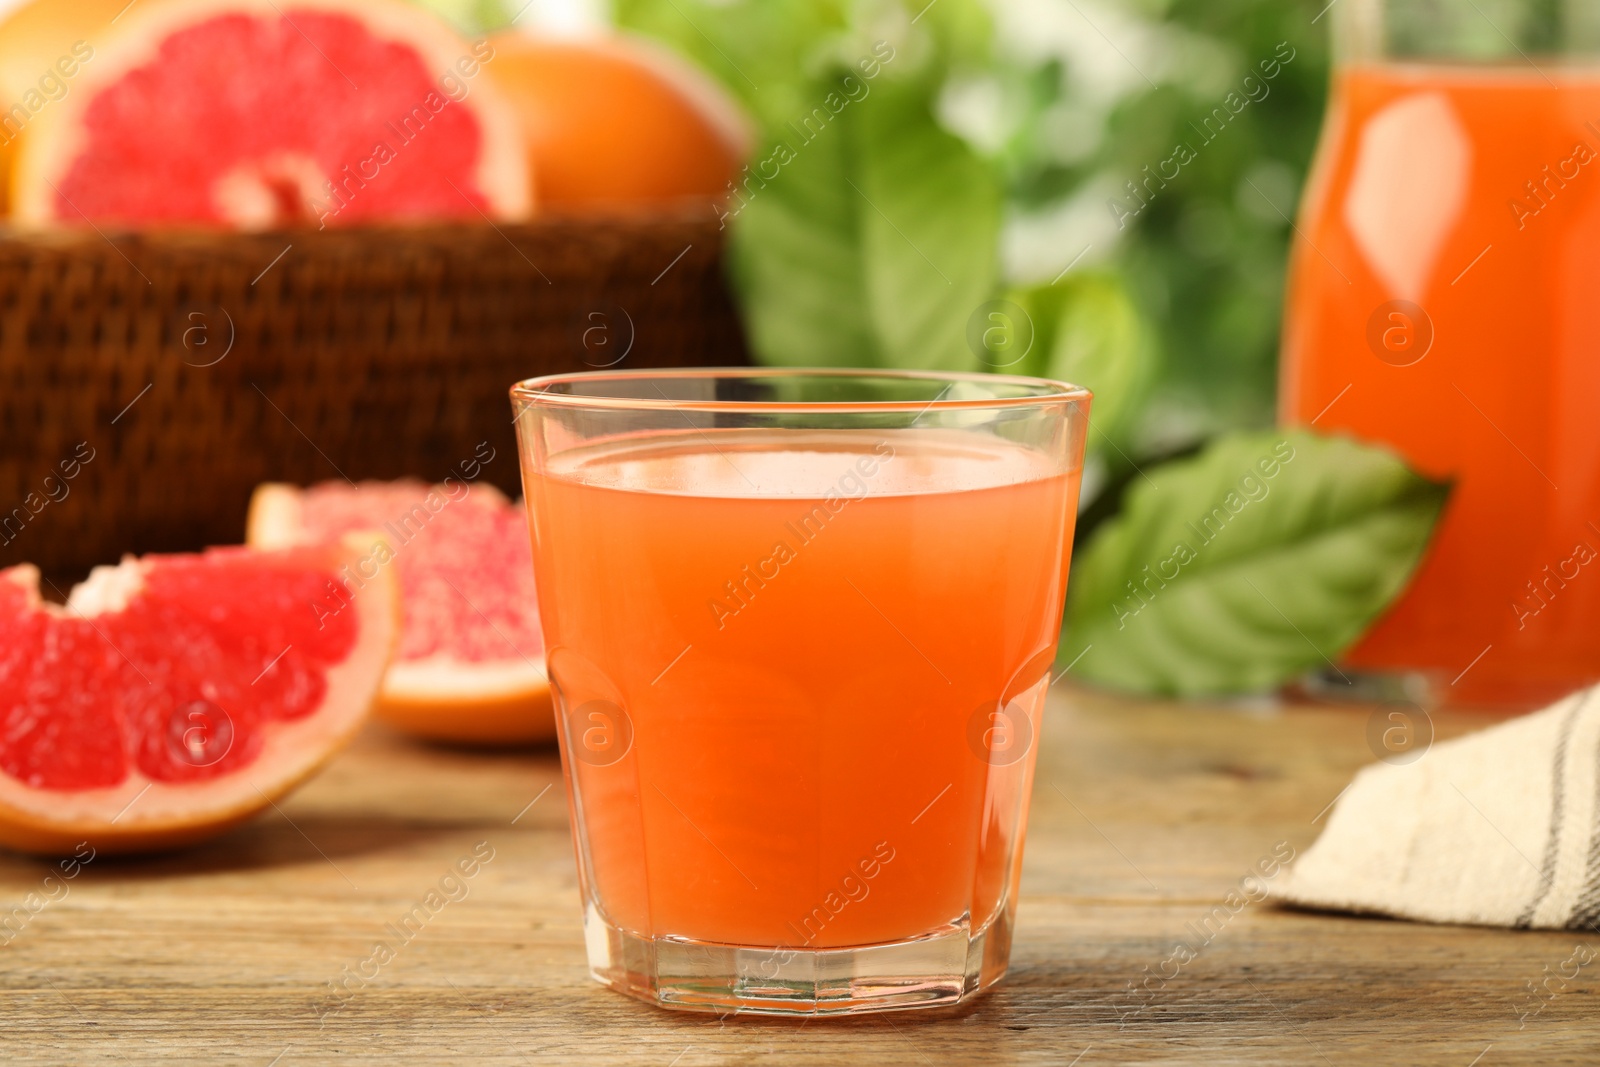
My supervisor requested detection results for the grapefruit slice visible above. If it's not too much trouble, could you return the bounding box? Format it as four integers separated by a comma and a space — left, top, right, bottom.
10, 0, 530, 228
0, 537, 397, 855
484, 32, 750, 209
248, 480, 553, 745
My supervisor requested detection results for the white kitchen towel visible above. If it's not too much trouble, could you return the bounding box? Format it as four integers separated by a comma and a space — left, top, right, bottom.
1276, 687, 1600, 928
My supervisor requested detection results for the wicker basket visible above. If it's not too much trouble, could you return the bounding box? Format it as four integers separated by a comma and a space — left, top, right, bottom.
0, 206, 748, 579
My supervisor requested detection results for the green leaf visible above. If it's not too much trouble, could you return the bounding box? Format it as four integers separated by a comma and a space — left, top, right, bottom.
728, 75, 1000, 371
857, 78, 1000, 370
613, 0, 853, 132
612, 0, 996, 135
900, 0, 996, 73
1060, 430, 1449, 697
1003, 272, 1153, 445
726, 115, 878, 367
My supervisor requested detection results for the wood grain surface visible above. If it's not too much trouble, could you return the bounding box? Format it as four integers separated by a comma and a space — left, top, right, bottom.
2, 689, 1591, 1065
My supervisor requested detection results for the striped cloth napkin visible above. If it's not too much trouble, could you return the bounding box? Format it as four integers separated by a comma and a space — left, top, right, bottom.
1276, 687, 1600, 928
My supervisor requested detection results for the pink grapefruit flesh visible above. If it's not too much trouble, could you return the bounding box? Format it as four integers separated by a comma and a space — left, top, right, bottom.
247, 480, 552, 744
0, 537, 397, 855
11, 0, 530, 228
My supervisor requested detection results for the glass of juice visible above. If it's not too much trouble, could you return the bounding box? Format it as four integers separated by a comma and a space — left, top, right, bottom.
511, 368, 1089, 1015
1281, 0, 1600, 707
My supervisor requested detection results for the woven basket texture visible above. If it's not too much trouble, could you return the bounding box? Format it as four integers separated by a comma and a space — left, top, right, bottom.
0, 206, 748, 579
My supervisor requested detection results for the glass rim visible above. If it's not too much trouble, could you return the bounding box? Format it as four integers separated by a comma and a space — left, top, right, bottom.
510, 367, 1092, 414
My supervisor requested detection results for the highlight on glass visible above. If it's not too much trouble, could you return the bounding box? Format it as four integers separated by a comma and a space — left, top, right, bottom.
511, 368, 1091, 1016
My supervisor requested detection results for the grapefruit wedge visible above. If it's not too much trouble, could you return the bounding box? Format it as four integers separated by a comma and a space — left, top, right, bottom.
10, 0, 530, 228
248, 480, 553, 745
0, 537, 397, 855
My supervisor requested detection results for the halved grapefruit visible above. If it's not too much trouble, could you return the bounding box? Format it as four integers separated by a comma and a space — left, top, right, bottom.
484, 32, 750, 209
9, 0, 530, 228
248, 480, 553, 745
0, 536, 397, 855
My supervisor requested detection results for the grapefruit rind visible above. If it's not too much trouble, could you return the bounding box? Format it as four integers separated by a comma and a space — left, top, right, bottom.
247, 482, 554, 745
0, 0, 134, 216
0, 534, 398, 855
484, 31, 752, 209
380, 655, 551, 745
10, 0, 532, 227
244, 481, 309, 548
608, 32, 755, 162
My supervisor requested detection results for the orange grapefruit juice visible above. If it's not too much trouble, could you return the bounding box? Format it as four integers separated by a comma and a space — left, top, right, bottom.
1282, 65, 1600, 706
524, 429, 1080, 948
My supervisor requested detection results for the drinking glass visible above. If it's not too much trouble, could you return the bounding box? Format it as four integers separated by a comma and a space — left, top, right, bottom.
1281, 0, 1600, 707
511, 368, 1090, 1015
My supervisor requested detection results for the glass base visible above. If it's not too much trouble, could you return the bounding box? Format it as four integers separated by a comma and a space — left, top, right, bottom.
582, 903, 1013, 1016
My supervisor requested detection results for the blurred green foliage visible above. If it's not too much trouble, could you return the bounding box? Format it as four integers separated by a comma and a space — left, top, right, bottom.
409, 0, 517, 36
416, 0, 1457, 699
952, 0, 1330, 442
468, 0, 1331, 452
1098, 1, 1330, 439
606, 0, 1329, 449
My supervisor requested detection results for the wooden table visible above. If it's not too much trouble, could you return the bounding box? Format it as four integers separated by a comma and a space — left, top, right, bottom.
3, 690, 1590, 1065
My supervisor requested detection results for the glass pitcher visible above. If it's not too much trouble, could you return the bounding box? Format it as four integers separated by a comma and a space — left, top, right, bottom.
1281, 0, 1600, 708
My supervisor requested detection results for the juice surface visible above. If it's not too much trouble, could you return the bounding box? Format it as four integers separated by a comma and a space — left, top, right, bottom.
526, 429, 1080, 948
1281, 64, 1600, 706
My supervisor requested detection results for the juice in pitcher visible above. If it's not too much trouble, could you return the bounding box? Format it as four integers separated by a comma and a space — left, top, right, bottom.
1281, 1, 1600, 707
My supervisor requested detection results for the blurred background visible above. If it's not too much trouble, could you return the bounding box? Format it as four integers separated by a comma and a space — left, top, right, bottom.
428, 0, 1331, 462
14, 0, 1457, 712
0, 0, 1340, 573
